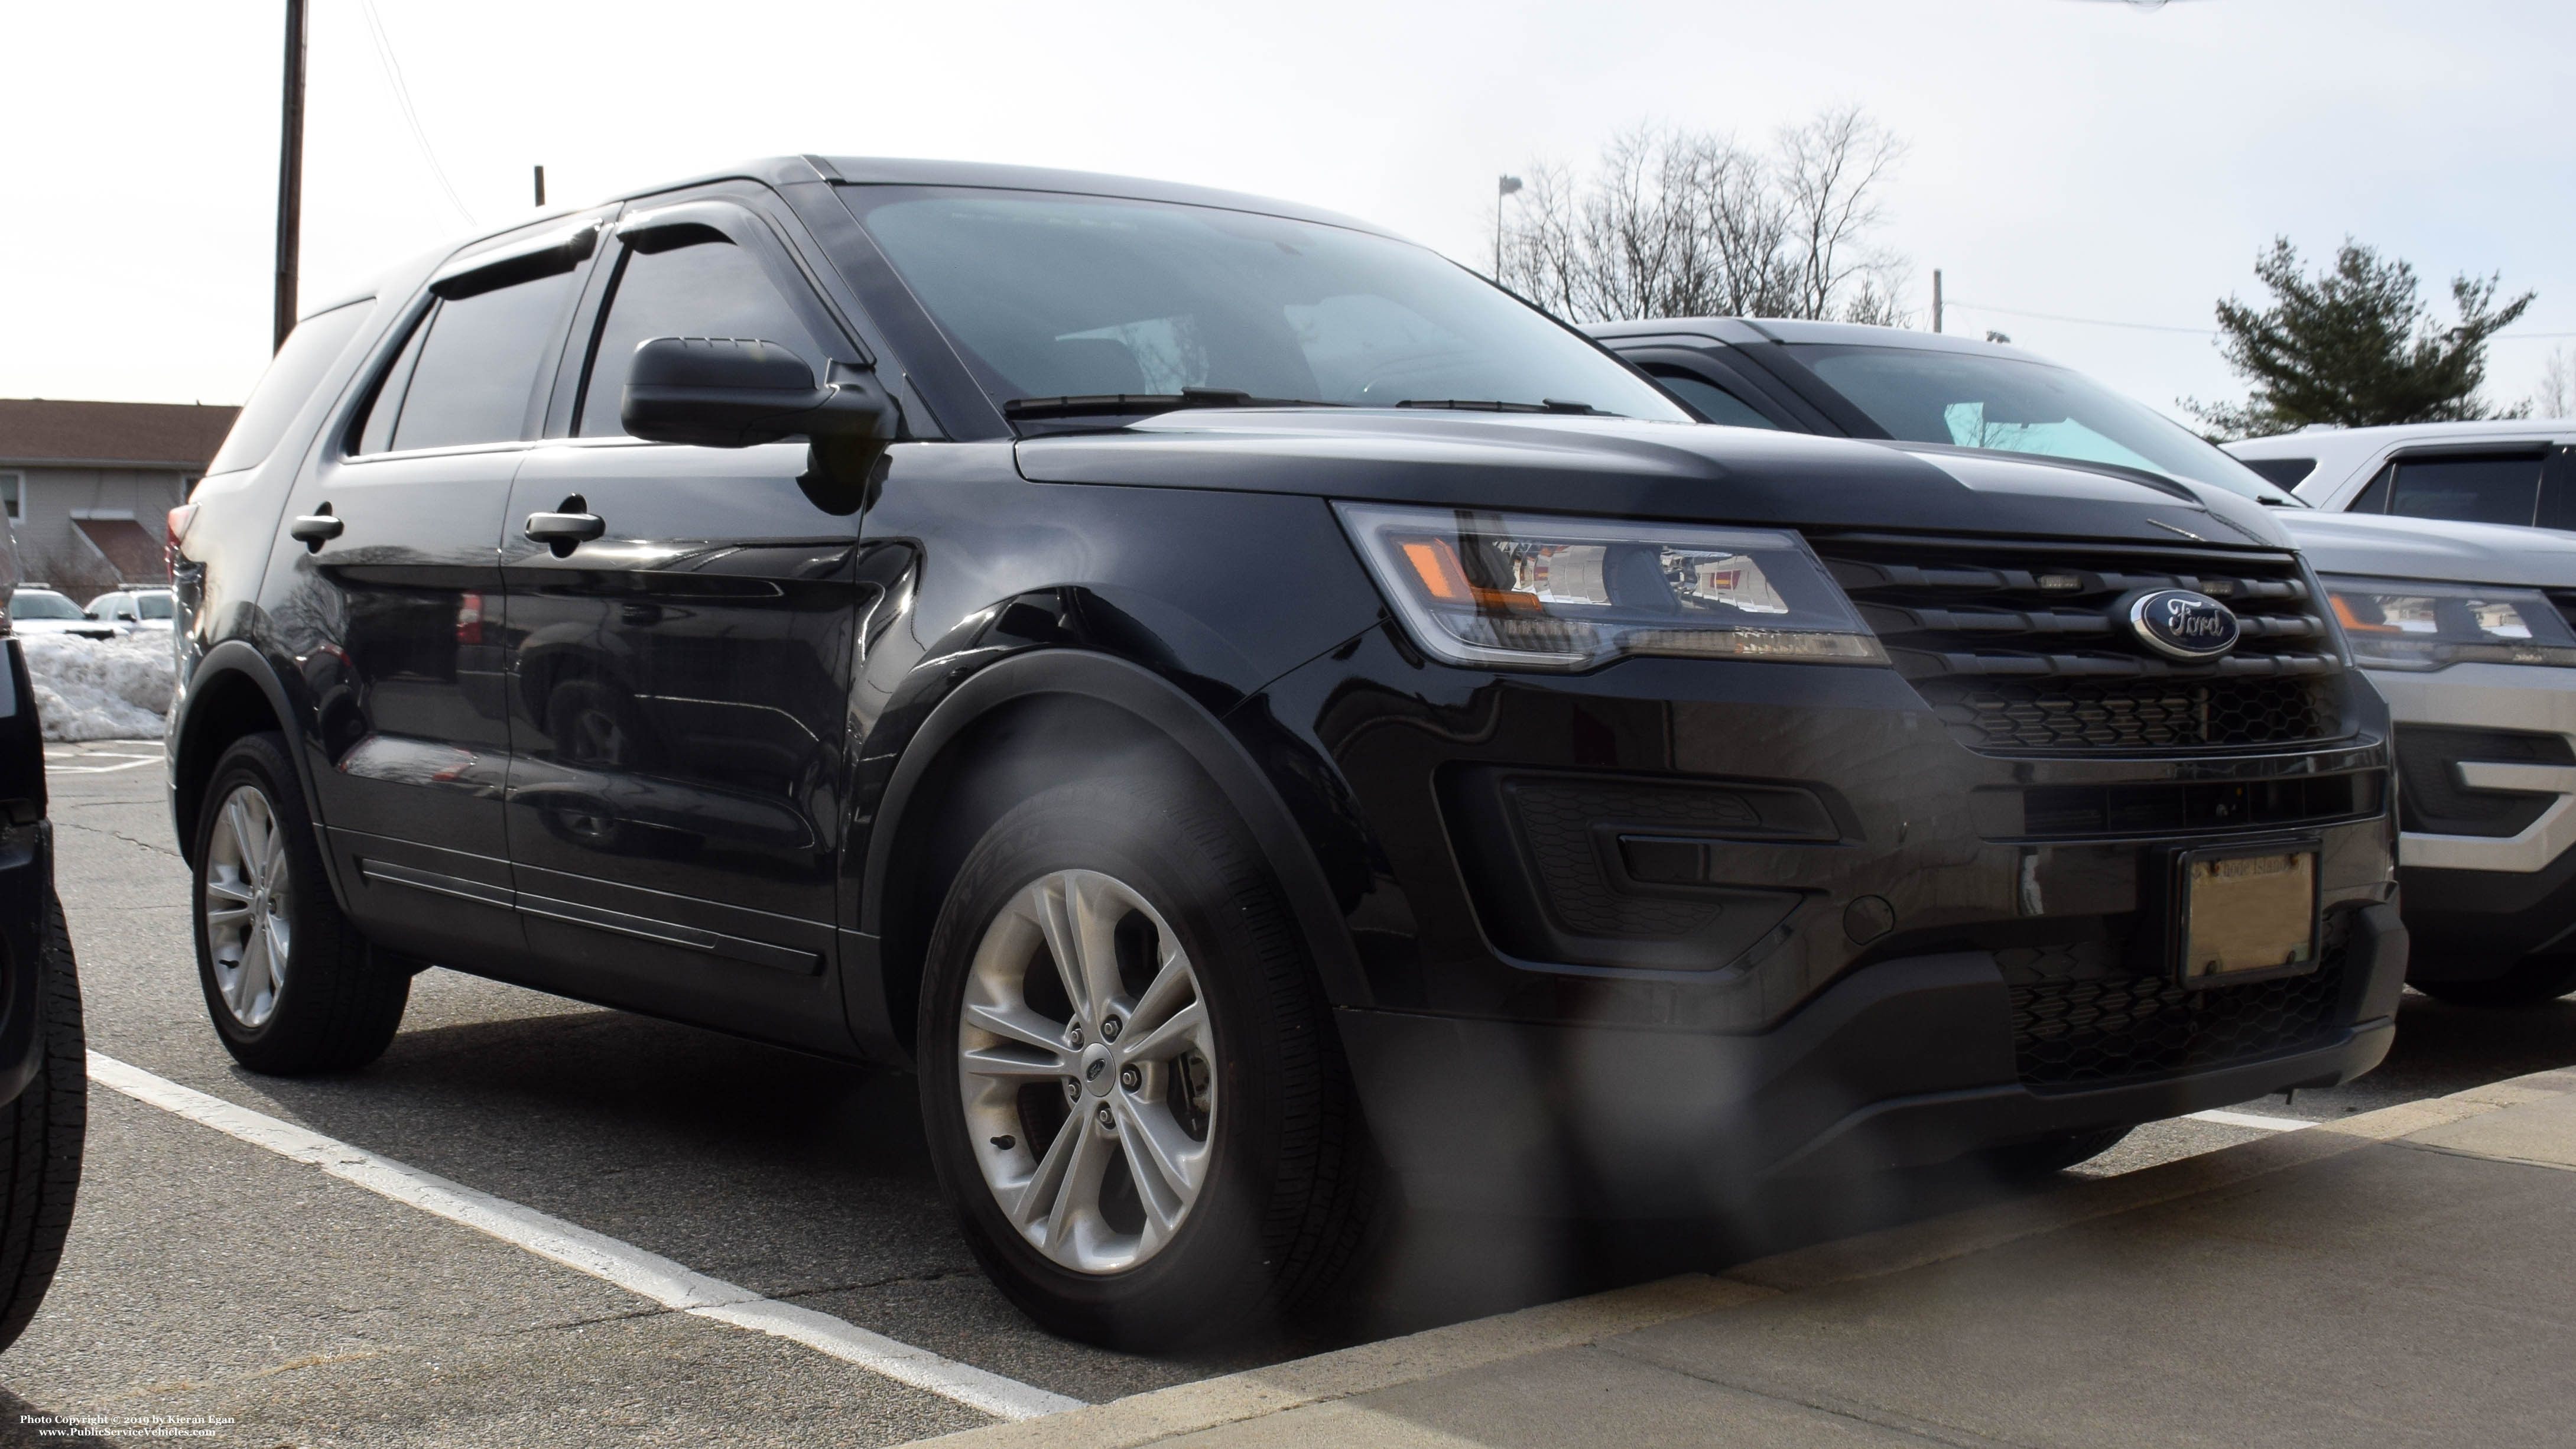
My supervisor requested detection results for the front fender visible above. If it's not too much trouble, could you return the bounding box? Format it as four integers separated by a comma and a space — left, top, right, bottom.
846, 640, 1372, 1062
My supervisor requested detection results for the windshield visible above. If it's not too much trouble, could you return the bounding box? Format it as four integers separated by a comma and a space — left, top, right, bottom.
1783, 344, 2296, 503
11, 591, 83, 620
847, 187, 1684, 421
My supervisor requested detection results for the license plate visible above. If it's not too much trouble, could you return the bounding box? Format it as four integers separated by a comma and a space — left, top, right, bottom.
2177, 847, 2318, 987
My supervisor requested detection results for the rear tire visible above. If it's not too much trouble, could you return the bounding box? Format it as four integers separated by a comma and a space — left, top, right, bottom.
191, 733, 408, 1074
0, 894, 87, 1353
918, 778, 1373, 1349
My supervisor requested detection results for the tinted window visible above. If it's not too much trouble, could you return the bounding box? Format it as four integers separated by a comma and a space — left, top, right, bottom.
848, 189, 1685, 420
351, 308, 433, 456
578, 236, 824, 437
206, 299, 374, 475
135, 593, 173, 620
2386, 454, 2544, 526
11, 592, 82, 620
1646, 368, 1778, 430
1782, 344, 2292, 501
368, 271, 575, 453
2239, 457, 2315, 489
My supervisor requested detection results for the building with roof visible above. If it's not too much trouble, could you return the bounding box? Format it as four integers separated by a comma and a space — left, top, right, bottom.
0, 398, 238, 601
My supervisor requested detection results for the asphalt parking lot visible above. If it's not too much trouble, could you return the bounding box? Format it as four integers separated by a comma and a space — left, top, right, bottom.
9, 738, 2575, 1448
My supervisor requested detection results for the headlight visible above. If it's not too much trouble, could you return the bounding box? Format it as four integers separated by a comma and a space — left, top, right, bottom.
2321, 575, 2576, 670
1336, 502, 1885, 671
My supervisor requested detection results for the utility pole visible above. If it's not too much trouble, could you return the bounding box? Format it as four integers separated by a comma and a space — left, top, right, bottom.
533, 165, 547, 208
273, 0, 308, 352
1495, 174, 1522, 279
1931, 269, 1943, 334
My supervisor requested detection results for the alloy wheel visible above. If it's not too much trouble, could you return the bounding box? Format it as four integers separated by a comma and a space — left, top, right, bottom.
204, 783, 293, 1028
956, 869, 1217, 1274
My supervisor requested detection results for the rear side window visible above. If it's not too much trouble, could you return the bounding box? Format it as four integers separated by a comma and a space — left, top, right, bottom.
205, 299, 373, 475
352, 270, 577, 454
2238, 457, 2314, 489
1645, 367, 1778, 430
2382, 453, 2545, 526
576, 235, 823, 437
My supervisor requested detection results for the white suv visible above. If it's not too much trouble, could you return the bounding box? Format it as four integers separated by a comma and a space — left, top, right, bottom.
2227, 421, 2576, 529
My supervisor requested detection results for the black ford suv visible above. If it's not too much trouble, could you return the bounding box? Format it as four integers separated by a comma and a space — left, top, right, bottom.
172, 157, 2402, 1347
0, 540, 87, 1353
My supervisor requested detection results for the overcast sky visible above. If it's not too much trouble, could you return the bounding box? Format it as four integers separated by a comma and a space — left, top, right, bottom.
7, 0, 2572, 425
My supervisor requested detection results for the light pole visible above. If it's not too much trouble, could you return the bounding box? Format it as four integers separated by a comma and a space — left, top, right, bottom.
1495, 174, 1522, 280
274, 0, 308, 352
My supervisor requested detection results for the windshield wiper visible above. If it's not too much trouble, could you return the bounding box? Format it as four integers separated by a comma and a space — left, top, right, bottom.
1395, 398, 1606, 415
1002, 388, 1341, 422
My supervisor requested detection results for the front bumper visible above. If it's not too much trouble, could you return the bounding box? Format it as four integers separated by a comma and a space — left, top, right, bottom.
1339, 902, 2407, 1215
2367, 664, 2576, 976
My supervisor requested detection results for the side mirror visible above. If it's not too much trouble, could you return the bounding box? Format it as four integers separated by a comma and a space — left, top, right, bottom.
115, 611, 138, 623
620, 336, 891, 450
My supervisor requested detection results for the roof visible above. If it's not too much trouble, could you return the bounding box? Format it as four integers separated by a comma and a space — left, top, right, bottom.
0, 399, 240, 469
1583, 316, 2056, 365
2226, 418, 2576, 457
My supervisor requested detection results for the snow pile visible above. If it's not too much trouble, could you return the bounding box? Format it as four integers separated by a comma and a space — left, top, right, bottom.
18, 633, 176, 741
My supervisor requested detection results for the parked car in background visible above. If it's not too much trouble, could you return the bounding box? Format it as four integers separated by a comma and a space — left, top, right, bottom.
1591, 319, 2576, 1005
170, 161, 2403, 1349
5, 586, 118, 641
0, 540, 92, 1351
2225, 420, 2576, 528
85, 587, 176, 633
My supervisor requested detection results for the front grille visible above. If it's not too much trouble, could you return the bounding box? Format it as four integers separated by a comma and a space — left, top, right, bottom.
1811, 536, 2348, 754
2003, 916, 2350, 1091
2010, 771, 2383, 838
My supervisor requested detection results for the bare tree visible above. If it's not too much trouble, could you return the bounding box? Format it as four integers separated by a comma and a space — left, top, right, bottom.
2532, 346, 2576, 420
1500, 108, 1909, 326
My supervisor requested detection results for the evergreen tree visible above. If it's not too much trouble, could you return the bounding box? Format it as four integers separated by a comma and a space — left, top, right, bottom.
2187, 238, 2532, 438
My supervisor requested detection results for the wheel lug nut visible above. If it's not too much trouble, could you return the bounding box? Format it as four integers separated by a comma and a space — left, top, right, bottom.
1064, 1079, 1079, 1102
1102, 1015, 1122, 1042
1067, 1025, 1084, 1049
1120, 1065, 1141, 1091
1095, 1105, 1115, 1130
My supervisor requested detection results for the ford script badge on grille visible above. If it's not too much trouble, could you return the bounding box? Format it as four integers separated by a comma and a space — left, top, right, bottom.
2129, 589, 2240, 660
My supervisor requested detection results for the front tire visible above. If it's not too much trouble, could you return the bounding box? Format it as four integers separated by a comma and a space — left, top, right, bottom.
0, 894, 87, 1353
191, 733, 408, 1074
918, 779, 1372, 1349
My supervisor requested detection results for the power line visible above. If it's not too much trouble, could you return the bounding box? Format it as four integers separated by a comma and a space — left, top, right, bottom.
1947, 300, 2216, 336
358, 0, 475, 228
1950, 298, 2576, 342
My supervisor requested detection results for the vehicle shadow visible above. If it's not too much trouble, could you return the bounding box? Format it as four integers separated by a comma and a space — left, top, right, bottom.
207, 989, 2086, 1393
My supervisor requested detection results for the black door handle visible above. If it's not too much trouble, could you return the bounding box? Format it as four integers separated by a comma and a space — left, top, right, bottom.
524, 511, 606, 546
289, 509, 343, 550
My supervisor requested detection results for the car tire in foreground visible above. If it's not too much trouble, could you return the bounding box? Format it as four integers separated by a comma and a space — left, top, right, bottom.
191, 732, 410, 1074
0, 894, 86, 1353
920, 777, 1375, 1349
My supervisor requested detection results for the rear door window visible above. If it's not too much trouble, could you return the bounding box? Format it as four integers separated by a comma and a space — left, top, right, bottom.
2382, 452, 2545, 526
1643, 366, 1779, 430
353, 270, 579, 454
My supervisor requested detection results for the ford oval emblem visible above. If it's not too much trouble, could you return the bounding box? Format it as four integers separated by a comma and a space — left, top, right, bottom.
2129, 589, 2240, 660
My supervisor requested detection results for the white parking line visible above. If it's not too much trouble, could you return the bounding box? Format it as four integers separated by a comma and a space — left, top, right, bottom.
85, 1051, 1081, 1422
45, 756, 161, 774
2185, 1107, 2319, 1132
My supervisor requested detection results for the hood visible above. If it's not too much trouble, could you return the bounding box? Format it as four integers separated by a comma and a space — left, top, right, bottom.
1014, 411, 2297, 549
2273, 509, 2576, 588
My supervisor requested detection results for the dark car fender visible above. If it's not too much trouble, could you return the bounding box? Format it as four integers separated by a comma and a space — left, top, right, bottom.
165, 638, 356, 907
843, 645, 1372, 1064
